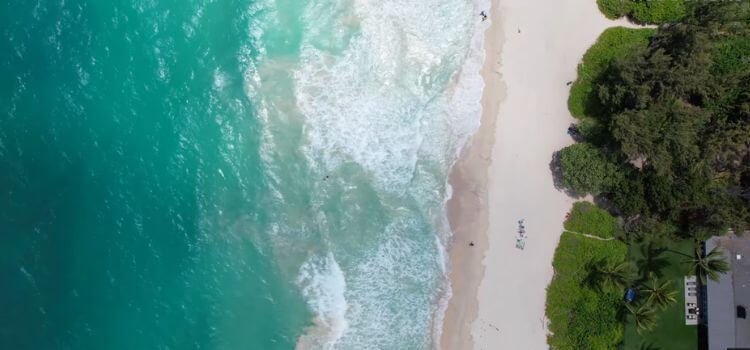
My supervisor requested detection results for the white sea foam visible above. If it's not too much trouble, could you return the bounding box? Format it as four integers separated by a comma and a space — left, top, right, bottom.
295, 0, 478, 193
431, 235, 453, 349
213, 68, 227, 91
298, 0, 484, 344
242, 0, 488, 347
330, 218, 445, 349
431, 0, 490, 346
296, 253, 349, 349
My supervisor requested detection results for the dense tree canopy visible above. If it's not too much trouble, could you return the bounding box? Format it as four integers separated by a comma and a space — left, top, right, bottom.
559, 143, 620, 195
562, 2, 750, 240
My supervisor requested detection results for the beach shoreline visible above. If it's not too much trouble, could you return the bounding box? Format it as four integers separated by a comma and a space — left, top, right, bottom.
441, 1, 641, 349
439, 0, 504, 348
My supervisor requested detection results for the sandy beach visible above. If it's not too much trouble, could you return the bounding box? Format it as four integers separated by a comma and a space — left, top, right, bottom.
442, 1, 638, 349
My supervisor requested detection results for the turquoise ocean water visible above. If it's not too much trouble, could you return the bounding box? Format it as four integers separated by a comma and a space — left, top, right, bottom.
0, 0, 485, 348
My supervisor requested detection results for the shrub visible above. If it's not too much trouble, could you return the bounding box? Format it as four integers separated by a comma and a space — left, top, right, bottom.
629, 0, 687, 24
597, 0, 632, 20
596, 0, 687, 24
564, 201, 621, 238
712, 36, 750, 75
546, 231, 629, 349
559, 143, 620, 195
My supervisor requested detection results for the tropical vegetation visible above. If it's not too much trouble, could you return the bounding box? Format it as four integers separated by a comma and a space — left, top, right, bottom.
568, 27, 655, 120
549, 2, 750, 348
596, 0, 687, 24
689, 245, 731, 284
560, 1, 750, 243
548, 202, 692, 348
546, 228, 628, 349
639, 272, 677, 311
564, 201, 621, 238
622, 239, 697, 349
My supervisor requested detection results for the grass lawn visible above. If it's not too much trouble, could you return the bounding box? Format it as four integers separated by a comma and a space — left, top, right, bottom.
622, 239, 698, 350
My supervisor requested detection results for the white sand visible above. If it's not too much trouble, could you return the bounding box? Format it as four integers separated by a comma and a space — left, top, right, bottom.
442, 0, 639, 349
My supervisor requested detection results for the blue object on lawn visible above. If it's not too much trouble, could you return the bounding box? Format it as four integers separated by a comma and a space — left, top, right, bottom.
625, 288, 636, 302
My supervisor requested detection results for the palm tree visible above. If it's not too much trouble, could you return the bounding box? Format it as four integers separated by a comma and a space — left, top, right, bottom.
638, 342, 660, 350
594, 259, 635, 291
639, 273, 677, 310
626, 302, 658, 333
689, 245, 730, 284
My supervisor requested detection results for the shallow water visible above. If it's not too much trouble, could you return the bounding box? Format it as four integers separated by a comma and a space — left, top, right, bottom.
0, 0, 484, 348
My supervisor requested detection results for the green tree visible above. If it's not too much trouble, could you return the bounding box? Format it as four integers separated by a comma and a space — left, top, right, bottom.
559, 143, 619, 195
607, 168, 648, 216
689, 245, 730, 283
588, 258, 635, 291
643, 171, 680, 219
568, 1, 750, 236
611, 102, 709, 177
624, 216, 677, 244
639, 273, 678, 310
626, 302, 658, 333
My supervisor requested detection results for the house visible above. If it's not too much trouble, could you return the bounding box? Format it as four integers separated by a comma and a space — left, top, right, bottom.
706, 234, 750, 350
